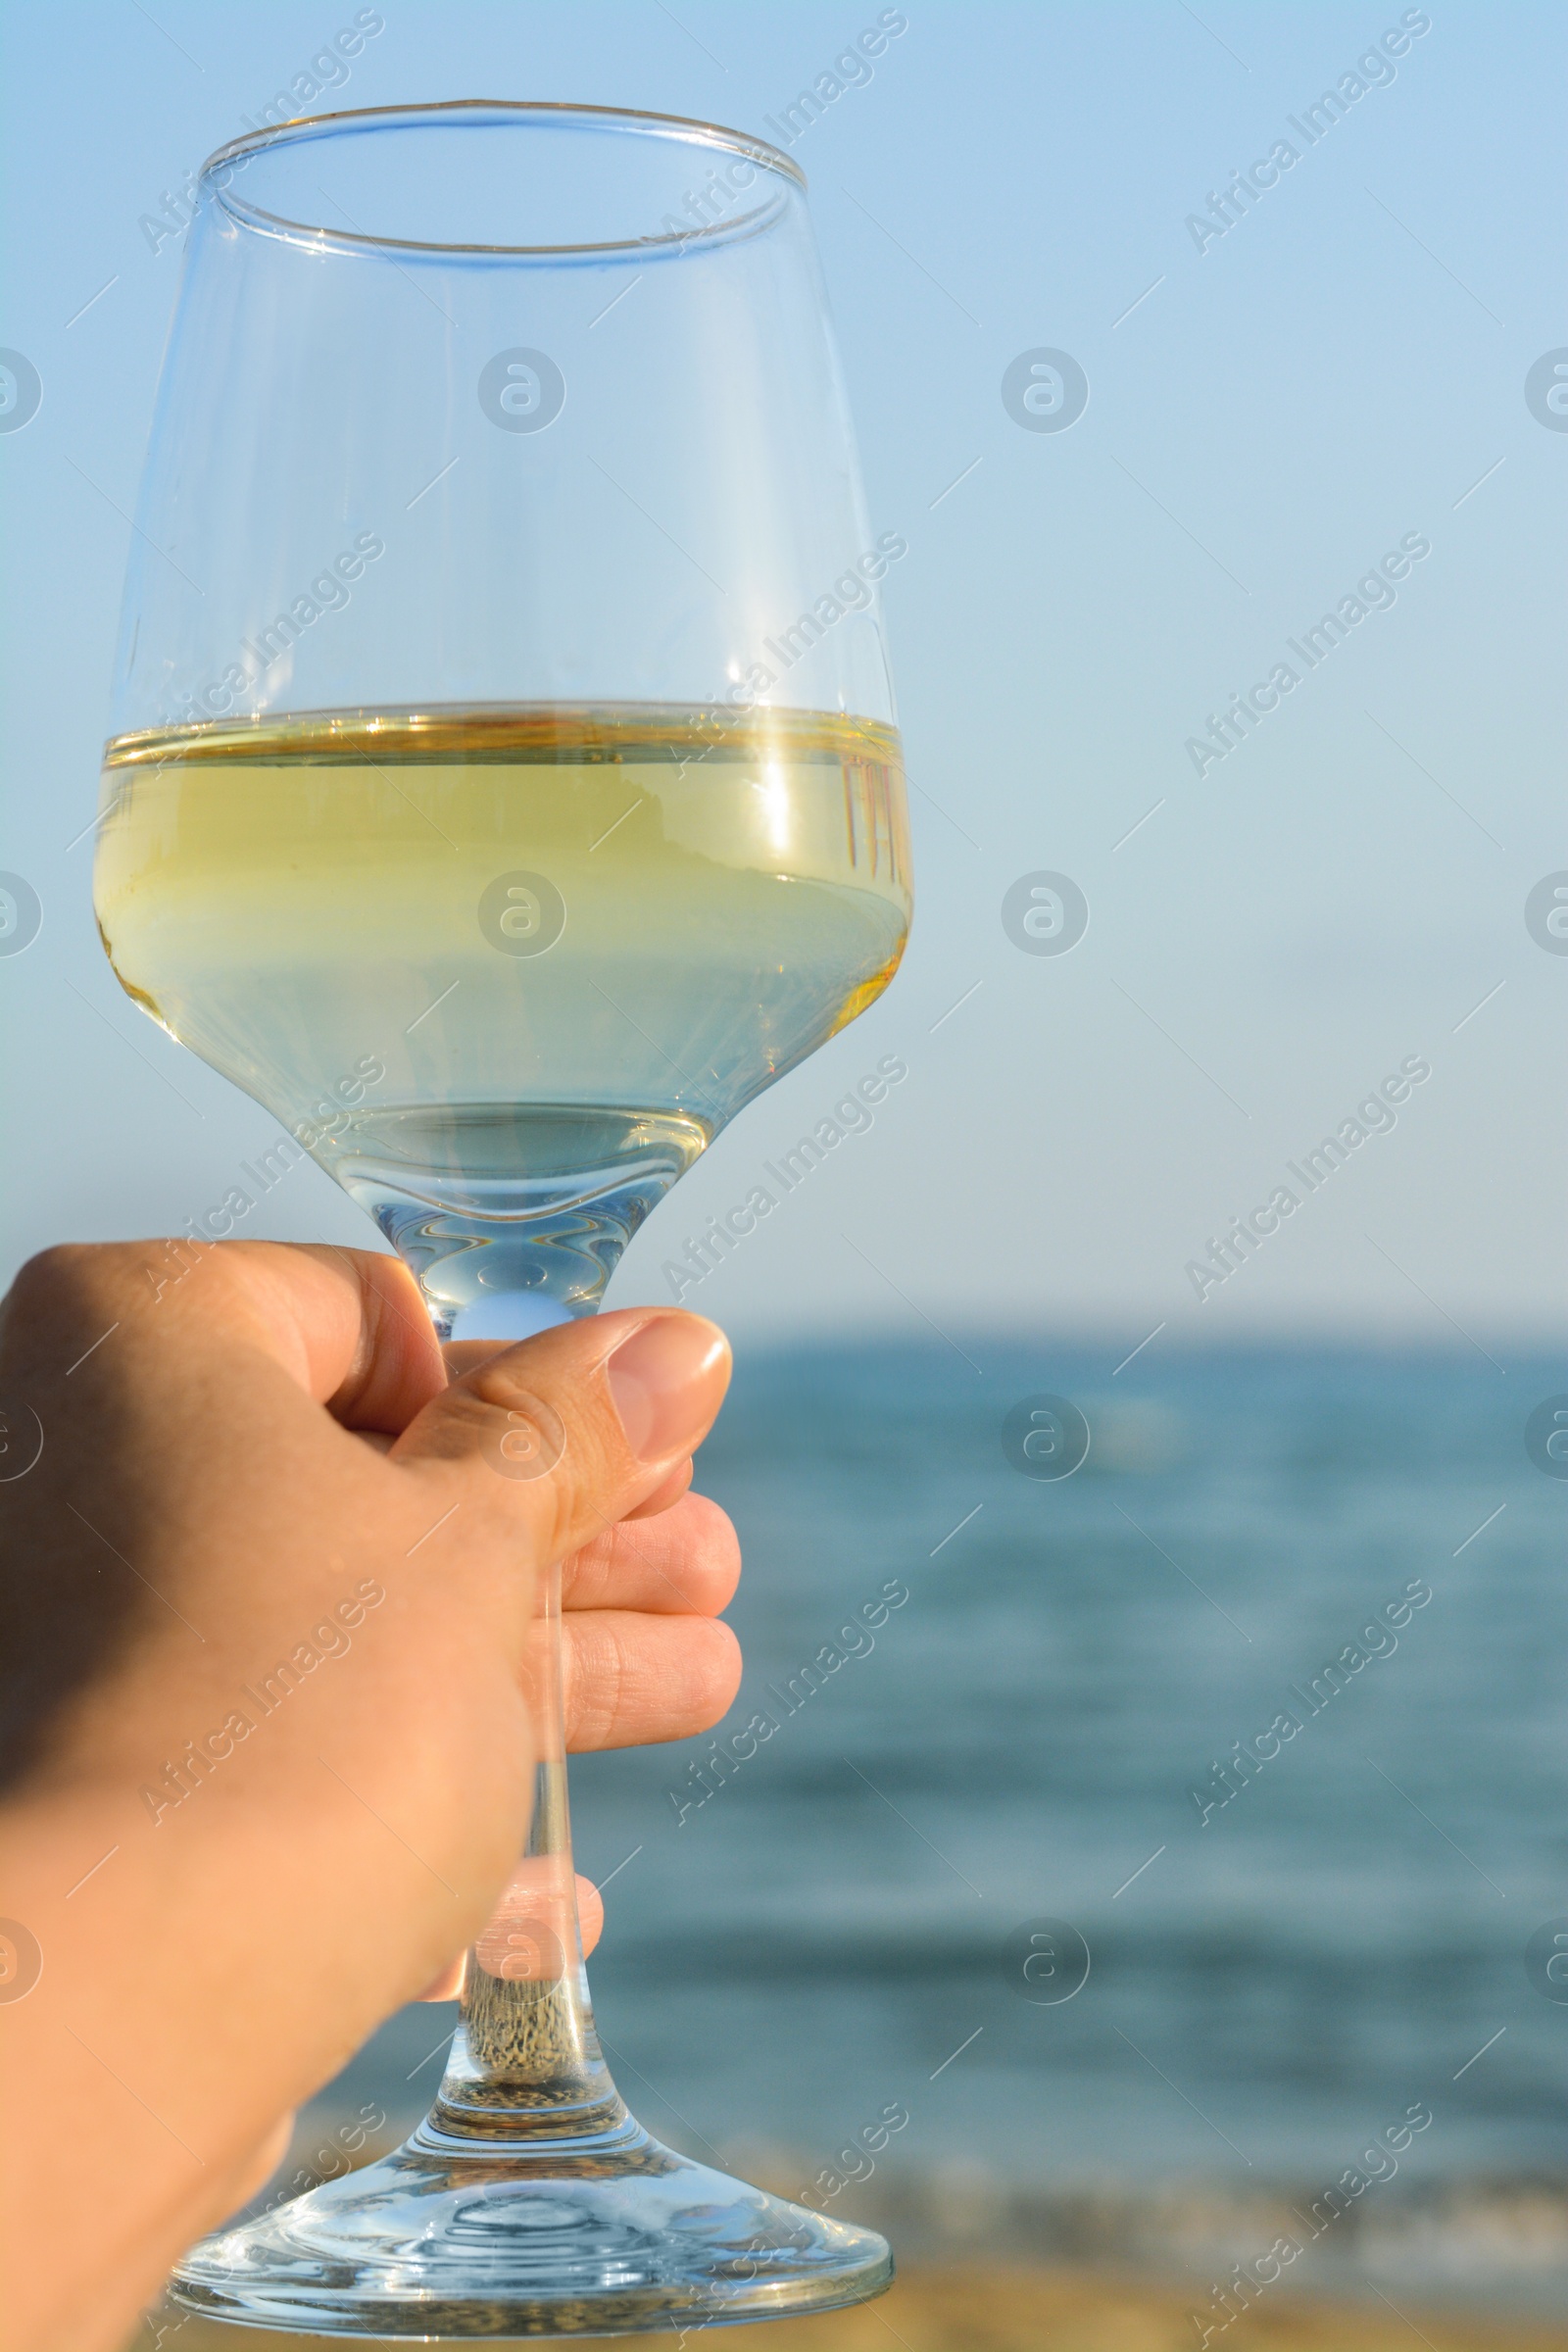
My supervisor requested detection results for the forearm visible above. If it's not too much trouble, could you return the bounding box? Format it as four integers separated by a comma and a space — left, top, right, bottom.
0, 1753, 499, 2352
1, 1784, 275, 2347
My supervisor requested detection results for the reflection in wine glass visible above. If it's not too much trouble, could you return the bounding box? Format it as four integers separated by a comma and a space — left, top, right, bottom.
96, 102, 910, 2333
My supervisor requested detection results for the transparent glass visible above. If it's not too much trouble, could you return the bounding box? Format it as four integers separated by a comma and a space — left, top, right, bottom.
93, 103, 908, 2334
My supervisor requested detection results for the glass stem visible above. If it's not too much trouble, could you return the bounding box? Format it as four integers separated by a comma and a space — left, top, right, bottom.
426, 1555, 629, 2144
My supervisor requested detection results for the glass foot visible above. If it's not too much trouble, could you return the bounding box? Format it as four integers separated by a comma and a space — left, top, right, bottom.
169, 2110, 893, 2338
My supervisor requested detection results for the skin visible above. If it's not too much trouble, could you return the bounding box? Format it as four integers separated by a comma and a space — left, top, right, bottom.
0, 1241, 742, 2352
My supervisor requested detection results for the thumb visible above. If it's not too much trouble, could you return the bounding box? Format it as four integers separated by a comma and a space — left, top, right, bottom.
389, 1308, 731, 1561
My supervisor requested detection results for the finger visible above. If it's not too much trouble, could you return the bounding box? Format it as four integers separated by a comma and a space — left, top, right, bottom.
416, 1873, 605, 1999
563, 1491, 740, 1618
577, 1875, 605, 1958
3, 1240, 445, 1435
623, 1457, 693, 1520
439, 1364, 691, 1517
389, 1308, 731, 1563
442, 1356, 692, 1524
224, 1244, 448, 1432
442, 1338, 512, 1381
564, 1608, 742, 1751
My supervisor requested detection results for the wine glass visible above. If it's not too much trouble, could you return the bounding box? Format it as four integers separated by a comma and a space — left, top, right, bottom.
93, 102, 911, 2335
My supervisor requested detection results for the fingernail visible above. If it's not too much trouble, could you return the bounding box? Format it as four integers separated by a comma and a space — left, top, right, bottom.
607, 1315, 729, 1462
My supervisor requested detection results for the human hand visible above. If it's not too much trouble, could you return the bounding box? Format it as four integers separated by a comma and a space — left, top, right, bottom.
0, 1241, 737, 2352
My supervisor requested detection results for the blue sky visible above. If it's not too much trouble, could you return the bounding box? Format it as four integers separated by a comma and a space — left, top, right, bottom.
3, 2, 1564, 1357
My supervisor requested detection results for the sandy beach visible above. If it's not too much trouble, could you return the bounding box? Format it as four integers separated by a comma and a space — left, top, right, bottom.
141, 2264, 1568, 2351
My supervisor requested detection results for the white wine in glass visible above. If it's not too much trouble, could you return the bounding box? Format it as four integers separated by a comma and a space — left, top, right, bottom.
98, 704, 909, 1330
95, 103, 912, 2335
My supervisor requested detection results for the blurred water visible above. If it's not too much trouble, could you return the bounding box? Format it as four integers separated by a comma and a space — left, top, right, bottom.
314, 1340, 1568, 2305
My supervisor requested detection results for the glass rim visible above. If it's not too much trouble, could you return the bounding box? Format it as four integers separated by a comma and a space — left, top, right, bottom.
198, 99, 806, 260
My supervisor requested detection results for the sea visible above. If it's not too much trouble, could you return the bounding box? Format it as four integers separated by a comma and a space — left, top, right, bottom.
305, 1339, 1568, 2318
